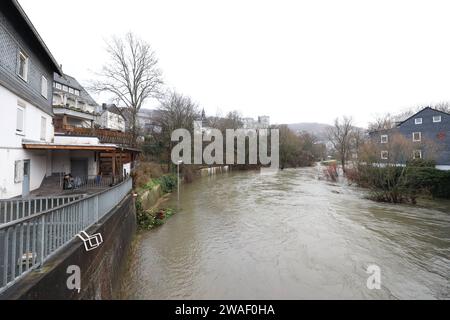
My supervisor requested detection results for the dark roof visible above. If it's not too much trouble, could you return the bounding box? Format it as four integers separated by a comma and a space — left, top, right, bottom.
396, 107, 450, 127
5, 0, 62, 75
53, 73, 98, 106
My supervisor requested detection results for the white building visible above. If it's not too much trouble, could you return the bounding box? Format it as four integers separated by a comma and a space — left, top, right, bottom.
0, 1, 138, 199
0, 1, 62, 198
100, 104, 126, 132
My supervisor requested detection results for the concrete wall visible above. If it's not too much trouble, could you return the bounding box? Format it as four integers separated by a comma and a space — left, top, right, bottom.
0, 194, 136, 300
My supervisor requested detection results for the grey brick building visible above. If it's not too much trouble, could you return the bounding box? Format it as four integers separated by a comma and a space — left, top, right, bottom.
369, 107, 450, 169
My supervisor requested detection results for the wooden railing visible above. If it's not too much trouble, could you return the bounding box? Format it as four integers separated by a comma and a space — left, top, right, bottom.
55, 125, 133, 146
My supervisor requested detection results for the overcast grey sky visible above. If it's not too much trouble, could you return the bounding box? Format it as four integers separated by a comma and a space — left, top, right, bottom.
20, 0, 450, 127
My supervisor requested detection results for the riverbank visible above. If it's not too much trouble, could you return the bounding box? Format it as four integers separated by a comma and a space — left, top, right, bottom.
119, 167, 450, 299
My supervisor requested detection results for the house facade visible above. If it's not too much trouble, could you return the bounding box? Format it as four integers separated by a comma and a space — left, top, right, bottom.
0, 0, 138, 199
0, 0, 62, 198
369, 107, 450, 170
100, 104, 126, 132
53, 73, 99, 131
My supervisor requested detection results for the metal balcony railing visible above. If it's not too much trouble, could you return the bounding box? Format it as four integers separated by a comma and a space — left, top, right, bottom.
0, 178, 132, 294
54, 124, 133, 146
0, 196, 83, 225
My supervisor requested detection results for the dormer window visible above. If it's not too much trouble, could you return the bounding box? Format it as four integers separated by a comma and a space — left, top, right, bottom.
17, 51, 28, 81
415, 118, 422, 125
381, 135, 388, 144
433, 115, 442, 123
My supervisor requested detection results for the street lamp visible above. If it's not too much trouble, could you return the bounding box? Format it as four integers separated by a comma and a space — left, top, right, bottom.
177, 160, 183, 205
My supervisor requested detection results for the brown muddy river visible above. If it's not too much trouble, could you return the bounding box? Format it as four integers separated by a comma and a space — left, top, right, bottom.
120, 167, 450, 299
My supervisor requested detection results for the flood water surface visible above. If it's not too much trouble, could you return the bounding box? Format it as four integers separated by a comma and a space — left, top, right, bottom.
120, 167, 450, 299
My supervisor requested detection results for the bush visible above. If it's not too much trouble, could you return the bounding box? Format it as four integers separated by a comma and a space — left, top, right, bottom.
157, 174, 178, 194
406, 159, 436, 168
353, 164, 450, 202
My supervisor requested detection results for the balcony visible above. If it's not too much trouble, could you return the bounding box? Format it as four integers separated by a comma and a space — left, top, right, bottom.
55, 124, 133, 146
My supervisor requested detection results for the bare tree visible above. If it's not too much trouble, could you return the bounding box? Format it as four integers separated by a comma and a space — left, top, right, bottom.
327, 116, 354, 173
154, 91, 200, 170
368, 113, 396, 131
91, 33, 163, 146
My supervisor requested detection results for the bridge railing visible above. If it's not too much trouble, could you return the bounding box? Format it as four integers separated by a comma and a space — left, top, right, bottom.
0, 177, 132, 294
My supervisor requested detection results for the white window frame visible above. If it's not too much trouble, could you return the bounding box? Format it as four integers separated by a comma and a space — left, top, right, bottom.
381, 151, 389, 160
69, 87, 74, 94
433, 115, 442, 123
413, 150, 422, 160
16, 101, 25, 134
62, 85, 68, 92
74, 89, 80, 96
380, 135, 388, 144
41, 76, 48, 99
17, 50, 29, 81
415, 118, 422, 125
55, 82, 62, 90
413, 132, 421, 142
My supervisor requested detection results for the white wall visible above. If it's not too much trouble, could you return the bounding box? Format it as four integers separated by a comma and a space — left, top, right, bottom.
101, 111, 125, 132
0, 85, 54, 199
51, 150, 98, 177
0, 149, 48, 199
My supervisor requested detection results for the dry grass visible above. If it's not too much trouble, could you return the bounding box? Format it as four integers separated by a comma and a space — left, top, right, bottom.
132, 161, 167, 189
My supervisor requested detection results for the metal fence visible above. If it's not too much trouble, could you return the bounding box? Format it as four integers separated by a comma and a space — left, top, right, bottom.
62, 175, 125, 191
0, 177, 132, 294
0, 195, 84, 225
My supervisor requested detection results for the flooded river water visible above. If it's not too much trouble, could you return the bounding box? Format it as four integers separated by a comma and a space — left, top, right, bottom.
120, 167, 450, 299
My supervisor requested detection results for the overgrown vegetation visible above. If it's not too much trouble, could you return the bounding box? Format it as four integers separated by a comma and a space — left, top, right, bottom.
136, 198, 176, 230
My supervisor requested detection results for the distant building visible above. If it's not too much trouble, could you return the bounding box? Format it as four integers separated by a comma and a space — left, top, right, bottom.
52, 73, 99, 132
100, 104, 126, 132
369, 107, 450, 170
137, 108, 162, 135
242, 116, 270, 130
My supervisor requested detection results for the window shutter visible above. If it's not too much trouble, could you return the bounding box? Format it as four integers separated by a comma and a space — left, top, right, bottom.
16, 107, 24, 132
14, 160, 24, 183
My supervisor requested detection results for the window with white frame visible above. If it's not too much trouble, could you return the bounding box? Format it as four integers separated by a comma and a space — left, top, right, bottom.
413, 132, 421, 142
69, 87, 74, 94
433, 115, 442, 123
381, 135, 388, 144
55, 82, 62, 90
18, 50, 28, 81
413, 150, 422, 159
74, 89, 80, 96
40, 116, 46, 141
415, 118, 422, 125
62, 85, 68, 92
381, 151, 389, 160
16, 102, 25, 133
41, 76, 48, 99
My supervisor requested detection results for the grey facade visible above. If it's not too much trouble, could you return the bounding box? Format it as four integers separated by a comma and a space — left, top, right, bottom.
370, 107, 450, 166
0, 0, 62, 115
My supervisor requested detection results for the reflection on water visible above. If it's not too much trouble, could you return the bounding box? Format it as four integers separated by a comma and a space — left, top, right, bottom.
120, 167, 450, 299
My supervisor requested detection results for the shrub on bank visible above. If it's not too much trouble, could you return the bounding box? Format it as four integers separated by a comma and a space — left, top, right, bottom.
350, 164, 450, 203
